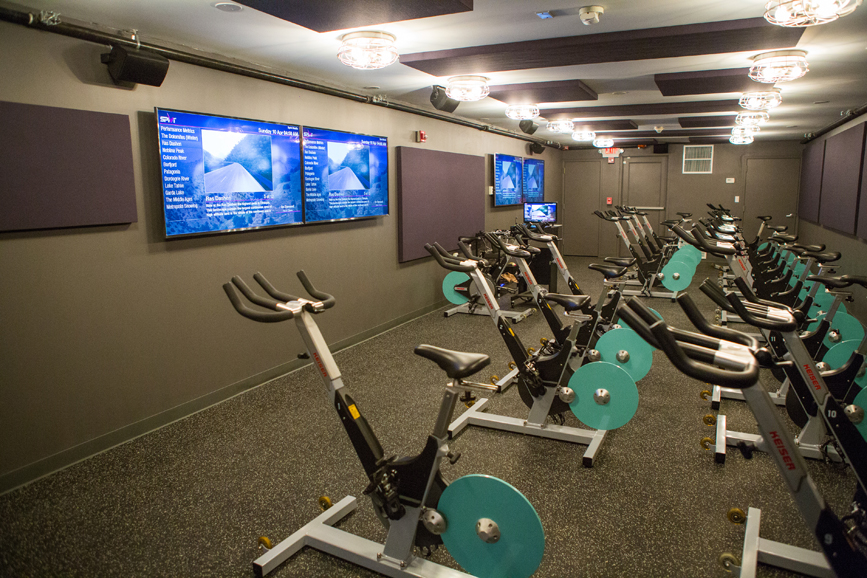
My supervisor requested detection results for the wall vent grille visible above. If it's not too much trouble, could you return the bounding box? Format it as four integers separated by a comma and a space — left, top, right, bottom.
683, 145, 714, 174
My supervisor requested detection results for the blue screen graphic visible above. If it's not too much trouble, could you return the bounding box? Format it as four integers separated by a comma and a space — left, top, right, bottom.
493, 154, 523, 206
301, 127, 388, 223
523, 158, 545, 203
156, 108, 303, 238
524, 202, 557, 223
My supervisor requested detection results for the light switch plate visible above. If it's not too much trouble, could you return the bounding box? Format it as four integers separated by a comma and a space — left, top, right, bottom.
734, 196, 740, 203
726, 178, 735, 184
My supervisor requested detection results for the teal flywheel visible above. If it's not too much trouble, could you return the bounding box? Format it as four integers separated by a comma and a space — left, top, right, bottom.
851, 388, 867, 443
438, 474, 545, 578
660, 258, 694, 292
594, 327, 654, 381
442, 271, 470, 305
822, 340, 867, 389
568, 361, 639, 430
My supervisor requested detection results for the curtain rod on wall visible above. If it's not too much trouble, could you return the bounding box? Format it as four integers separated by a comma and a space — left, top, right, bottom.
801, 102, 867, 144
0, 6, 563, 150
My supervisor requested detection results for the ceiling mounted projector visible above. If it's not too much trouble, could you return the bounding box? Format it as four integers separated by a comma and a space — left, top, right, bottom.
579, 5, 605, 25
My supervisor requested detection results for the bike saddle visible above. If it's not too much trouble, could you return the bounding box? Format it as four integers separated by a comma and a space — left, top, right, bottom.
677, 212, 692, 218
771, 233, 797, 242
806, 275, 851, 289
794, 243, 825, 252
542, 292, 592, 311
757, 215, 773, 221
768, 225, 788, 232
841, 275, 867, 288
801, 251, 840, 264
604, 257, 637, 267
414, 345, 491, 379
588, 263, 628, 279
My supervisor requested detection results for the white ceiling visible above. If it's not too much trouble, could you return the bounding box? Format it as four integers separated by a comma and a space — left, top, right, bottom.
9, 0, 867, 143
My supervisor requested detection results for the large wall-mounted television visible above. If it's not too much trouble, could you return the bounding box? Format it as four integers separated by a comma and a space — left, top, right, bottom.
524, 202, 557, 224
523, 158, 545, 203
493, 153, 523, 206
301, 126, 389, 223
156, 108, 303, 238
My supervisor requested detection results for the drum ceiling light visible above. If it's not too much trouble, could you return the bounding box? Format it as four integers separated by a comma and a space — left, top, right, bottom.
732, 126, 760, 137
445, 76, 490, 101
764, 0, 862, 27
749, 50, 809, 83
337, 31, 399, 70
505, 104, 541, 120
730, 134, 755, 145
739, 89, 782, 111
736, 112, 770, 126
593, 137, 614, 148
572, 131, 596, 141
547, 119, 575, 133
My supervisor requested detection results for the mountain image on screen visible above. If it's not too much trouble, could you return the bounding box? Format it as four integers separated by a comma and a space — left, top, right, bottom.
202, 130, 273, 193
326, 142, 370, 190
526, 164, 539, 190
500, 160, 518, 191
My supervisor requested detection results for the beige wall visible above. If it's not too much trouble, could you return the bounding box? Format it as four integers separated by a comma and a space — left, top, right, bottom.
0, 21, 563, 491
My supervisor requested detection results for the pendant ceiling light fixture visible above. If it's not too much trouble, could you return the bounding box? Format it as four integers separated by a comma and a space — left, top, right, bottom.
739, 89, 782, 111
593, 137, 614, 148
730, 134, 755, 145
445, 75, 490, 101
764, 0, 862, 27
547, 119, 575, 133
337, 31, 399, 70
732, 126, 760, 137
749, 50, 809, 83
736, 112, 771, 126
505, 104, 541, 120
572, 131, 596, 141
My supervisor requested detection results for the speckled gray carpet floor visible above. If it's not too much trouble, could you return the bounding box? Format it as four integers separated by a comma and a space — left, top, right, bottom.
0, 257, 858, 578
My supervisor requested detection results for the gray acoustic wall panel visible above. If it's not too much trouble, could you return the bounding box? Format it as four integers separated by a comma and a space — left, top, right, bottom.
818, 123, 865, 234
397, 146, 485, 262
0, 101, 137, 232
799, 140, 825, 224
860, 138, 867, 239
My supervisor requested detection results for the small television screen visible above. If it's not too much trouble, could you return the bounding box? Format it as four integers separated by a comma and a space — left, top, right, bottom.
523, 158, 545, 203
301, 127, 389, 223
524, 202, 557, 224
493, 153, 523, 206
155, 108, 303, 238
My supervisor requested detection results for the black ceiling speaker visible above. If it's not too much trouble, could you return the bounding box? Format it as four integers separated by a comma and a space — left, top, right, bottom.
519, 120, 538, 135
528, 142, 545, 155
653, 143, 669, 154
430, 85, 459, 113
101, 45, 170, 87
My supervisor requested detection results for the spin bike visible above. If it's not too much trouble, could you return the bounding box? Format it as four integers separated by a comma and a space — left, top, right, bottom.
223, 271, 546, 578
618, 295, 867, 578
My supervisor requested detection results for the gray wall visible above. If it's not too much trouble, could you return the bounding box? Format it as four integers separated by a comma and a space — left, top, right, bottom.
560, 141, 804, 257
0, 22, 563, 492
796, 115, 867, 321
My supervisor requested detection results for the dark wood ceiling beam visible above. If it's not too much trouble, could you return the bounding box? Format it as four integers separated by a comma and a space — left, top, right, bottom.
400, 18, 804, 76
655, 68, 765, 96
235, 0, 473, 32
543, 100, 741, 119
568, 120, 639, 131
678, 115, 739, 128
605, 129, 733, 138
489, 79, 597, 103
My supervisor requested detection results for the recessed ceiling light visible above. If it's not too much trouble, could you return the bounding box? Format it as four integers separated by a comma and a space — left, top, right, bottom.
213, 2, 242, 12
813, 100, 830, 104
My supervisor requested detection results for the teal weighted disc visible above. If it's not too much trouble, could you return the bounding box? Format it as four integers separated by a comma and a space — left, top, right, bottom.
660, 258, 694, 292
675, 245, 702, 267
822, 341, 867, 389
822, 312, 865, 351
758, 242, 769, 251
594, 327, 654, 381
438, 474, 545, 578
851, 388, 867, 443
442, 271, 470, 305
568, 362, 639, 430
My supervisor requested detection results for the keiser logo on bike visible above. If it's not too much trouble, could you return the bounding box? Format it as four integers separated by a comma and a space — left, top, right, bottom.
483, 293, 495, 309
312, 352, 328, 378
769, 431, 797, 470
804, 364, 822, 391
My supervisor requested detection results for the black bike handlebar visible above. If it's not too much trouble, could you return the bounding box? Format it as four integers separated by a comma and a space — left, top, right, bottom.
692, 223, 737, 255
676, 293, 759, 349
297, 270, 336, 310
223, 282, 296, 323
725, 292, 798, 332
621, 298, 759, 388
425, 243, 476, 273
485, 232, 532, 259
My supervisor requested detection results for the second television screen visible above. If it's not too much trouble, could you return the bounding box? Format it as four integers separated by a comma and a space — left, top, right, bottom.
302, 127, 389, 223
523, 158, 545, 203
